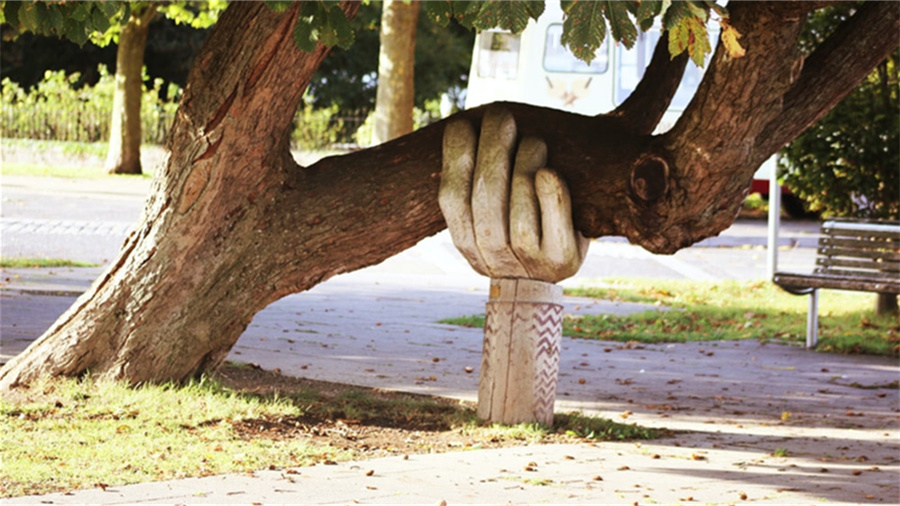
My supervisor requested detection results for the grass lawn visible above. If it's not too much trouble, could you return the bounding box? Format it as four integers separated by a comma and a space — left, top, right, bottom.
0, 364, 660, 498
0, 258, 100, 268
441, 278, 899, 356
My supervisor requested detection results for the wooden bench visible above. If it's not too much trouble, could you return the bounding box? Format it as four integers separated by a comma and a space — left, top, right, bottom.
773, 218, 900, 348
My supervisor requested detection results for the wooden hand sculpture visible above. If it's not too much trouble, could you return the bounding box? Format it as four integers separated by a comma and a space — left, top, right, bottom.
439, 107, 589, 283
439, 106, 589, 425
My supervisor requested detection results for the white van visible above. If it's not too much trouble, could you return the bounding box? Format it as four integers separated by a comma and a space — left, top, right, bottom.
465, 1, 804, 216
465, 0, 708, 131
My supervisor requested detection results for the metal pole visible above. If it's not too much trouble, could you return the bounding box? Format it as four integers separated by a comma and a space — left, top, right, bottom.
766, 158, 781, 279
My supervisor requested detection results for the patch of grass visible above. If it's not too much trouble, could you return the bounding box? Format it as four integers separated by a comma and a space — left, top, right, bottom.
1, 367, 661, 498
0, 376, 329, 497
772, 447, 791, 457
1, 139, 155, 179
440, 279, 899, 356
0, 258, 100, 268
554, 411, 663, 441
1, 163, 153, 179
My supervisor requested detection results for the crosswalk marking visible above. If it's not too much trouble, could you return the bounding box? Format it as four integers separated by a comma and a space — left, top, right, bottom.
1, 218, 133, 236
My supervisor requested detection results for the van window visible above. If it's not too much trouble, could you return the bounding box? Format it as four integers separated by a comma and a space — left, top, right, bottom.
477, 32, 521, 79
543, 24, 608, 74
614, 29, 718, 110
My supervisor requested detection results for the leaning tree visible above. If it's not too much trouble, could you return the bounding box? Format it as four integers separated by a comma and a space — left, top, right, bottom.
1, 1, 897, 390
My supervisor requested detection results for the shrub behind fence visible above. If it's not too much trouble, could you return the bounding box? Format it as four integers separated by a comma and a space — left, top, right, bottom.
2, 67, 422, 151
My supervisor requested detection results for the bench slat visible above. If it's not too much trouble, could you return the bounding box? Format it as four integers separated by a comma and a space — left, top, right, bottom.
817, 246, 900, 262
816, 257, 900, 272
774, 272, 900, 293
819, 236, 898, 250
823, 220, 900, 238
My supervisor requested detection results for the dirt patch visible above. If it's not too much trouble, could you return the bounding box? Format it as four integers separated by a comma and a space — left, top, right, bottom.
213, 363, 593, 460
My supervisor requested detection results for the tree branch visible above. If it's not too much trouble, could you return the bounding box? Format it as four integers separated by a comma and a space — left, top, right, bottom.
610, 31, 688, 135
758, 1, 900, 156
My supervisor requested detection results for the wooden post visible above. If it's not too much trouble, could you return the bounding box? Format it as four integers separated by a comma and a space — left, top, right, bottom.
478, 278, 563, 426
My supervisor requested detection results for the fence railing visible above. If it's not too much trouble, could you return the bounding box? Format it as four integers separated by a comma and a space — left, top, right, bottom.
1, 104, 176, 145
2, 103, 371, 150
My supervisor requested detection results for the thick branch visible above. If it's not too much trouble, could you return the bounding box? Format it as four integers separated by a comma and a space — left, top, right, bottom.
758, 1, 900, 156
610, 31, 688, 135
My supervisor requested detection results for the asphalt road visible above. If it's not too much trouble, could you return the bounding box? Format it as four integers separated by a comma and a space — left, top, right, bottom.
1, 174, 822, 280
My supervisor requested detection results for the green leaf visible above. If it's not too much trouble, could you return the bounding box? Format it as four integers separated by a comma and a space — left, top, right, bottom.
96, 1, 123, 20
267, 1, 294, 13
69, 2, 92, 22
524, 0, 545, 21
322, 4, 354, 50
2, 2, 18, 28
423, 1, 453, 27
686, 17, 711, 67
636, 0, 663, 31
472, 0, 539, 34
669, 14, 710, 67
292, 2, 354, 53
453, 1, 485, 30
63, 17, 90, 46
602, 1, 637, 49
662, 0, 692, 30
46, 5, 65, 33
560, 0, 607, 64
293, 16, 319, 53
17, 2, 38, 33
91, 7, 112, 34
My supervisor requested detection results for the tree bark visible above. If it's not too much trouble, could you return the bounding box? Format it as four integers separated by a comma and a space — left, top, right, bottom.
1, 2, 897, 389
373, 0, 420, 144
104, 5, 157, 175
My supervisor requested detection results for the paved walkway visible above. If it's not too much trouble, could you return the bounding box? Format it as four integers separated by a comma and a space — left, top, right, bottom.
1, 176, 897, 505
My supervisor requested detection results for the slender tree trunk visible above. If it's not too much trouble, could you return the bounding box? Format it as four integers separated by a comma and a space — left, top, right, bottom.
373, 0, 420, 144
1, 2, 896, 390
105, 5, 157, 175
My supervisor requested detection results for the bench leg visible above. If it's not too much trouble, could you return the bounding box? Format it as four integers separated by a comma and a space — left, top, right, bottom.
806, 289, 819, 348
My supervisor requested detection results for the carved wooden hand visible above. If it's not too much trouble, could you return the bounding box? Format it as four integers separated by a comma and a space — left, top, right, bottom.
439, 107, 589, 283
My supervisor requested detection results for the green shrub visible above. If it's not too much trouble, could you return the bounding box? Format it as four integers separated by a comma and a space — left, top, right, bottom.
1, 65, 180, 145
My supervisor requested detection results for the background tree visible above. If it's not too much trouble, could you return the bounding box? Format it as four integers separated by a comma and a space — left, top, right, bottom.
1, 1, 224, 174
1, 1, 897, 390
373, 0, 420, 144
103, 3, 158, 174
306, 2, 473, 116
780, 5, 899, 221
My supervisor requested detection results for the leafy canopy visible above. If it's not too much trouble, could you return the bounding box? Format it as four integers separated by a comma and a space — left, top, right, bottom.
0, 1, 225, 47
424, 0, 743, 67
780, 5, 899, 219
2, 1, 743, 67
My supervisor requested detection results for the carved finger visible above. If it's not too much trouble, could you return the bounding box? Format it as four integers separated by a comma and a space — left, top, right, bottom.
534, 168, 590, 282
471, 107, 529, 278
439, 119, 490, 276
509, 136, 547, 278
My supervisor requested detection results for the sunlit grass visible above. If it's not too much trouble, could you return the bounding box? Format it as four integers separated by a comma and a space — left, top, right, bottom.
0, 369, 661, 498
0, 375, 328, 497
440, 279, 899, 356
0, 258, 99, 268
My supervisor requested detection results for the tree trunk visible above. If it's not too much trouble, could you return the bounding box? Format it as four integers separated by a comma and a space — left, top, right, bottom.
373, 0, 420, 144
105, 5, 157, 175
1, 2, 897, 390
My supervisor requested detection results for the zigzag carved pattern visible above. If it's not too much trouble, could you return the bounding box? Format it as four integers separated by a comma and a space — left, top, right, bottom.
530, 304, 561, 424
